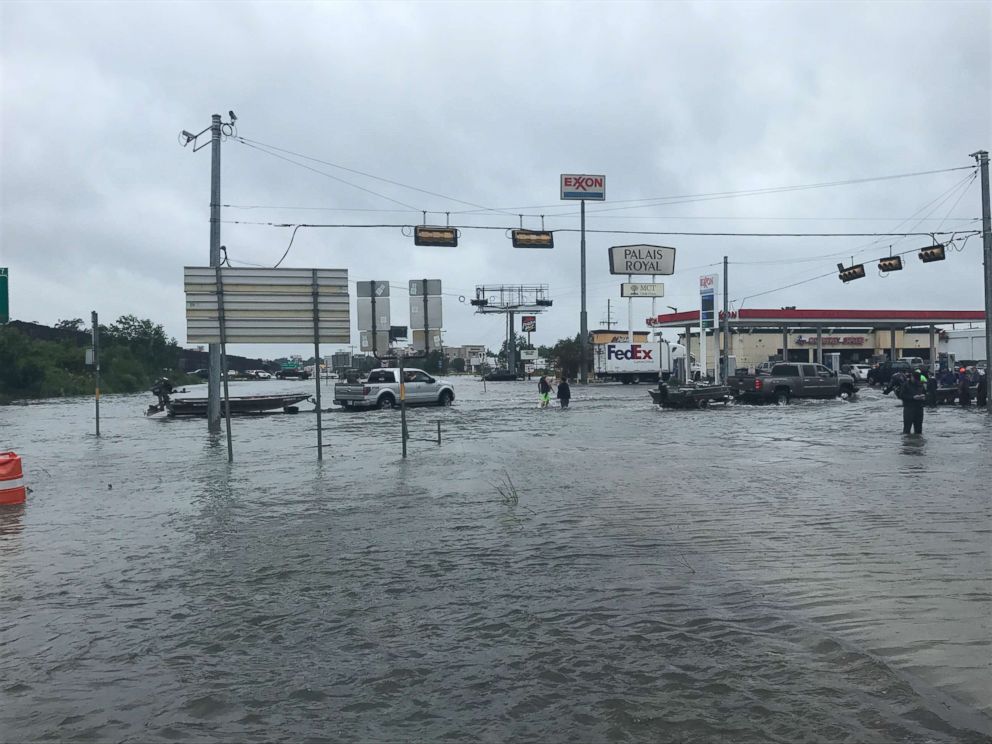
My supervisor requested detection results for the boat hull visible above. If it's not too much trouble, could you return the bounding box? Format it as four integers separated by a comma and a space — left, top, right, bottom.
166, 393, 312, 417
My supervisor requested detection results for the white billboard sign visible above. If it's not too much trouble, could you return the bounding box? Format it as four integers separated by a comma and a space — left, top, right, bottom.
409, 295, 443, 329
609, 245, 676, 275
360, 330, 389, 353
184, 267, 350, 344
412, 329, 443, 352
520, 349, 538, 360
560, 174, 606, 201
408, 279, 442, 296
621, 282, 665, 298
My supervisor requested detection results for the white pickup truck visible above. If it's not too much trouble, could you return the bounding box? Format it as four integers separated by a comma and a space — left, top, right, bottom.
332, 368, 455, 410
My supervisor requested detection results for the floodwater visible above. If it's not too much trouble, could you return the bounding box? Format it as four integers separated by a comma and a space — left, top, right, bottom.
1, 378, 990, 743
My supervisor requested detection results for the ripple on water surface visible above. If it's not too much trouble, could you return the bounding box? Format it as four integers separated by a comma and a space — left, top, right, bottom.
1, 381, 990, 742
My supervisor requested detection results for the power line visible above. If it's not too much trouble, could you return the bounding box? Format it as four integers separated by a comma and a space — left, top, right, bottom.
232, 133, 974, 221
450, 165, 978, 216
220, 202, 979, 223
234, 136, 514, 216
220, 218, 976, 239
236, 139, 421, 211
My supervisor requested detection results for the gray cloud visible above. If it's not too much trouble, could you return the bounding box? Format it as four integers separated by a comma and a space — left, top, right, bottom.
2, 0, 988, 356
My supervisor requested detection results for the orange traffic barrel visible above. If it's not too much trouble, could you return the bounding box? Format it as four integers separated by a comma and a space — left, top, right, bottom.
0, 452, 27, 505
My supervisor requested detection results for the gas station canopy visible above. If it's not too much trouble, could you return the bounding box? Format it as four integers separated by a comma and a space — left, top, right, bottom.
647, 308, 986, 330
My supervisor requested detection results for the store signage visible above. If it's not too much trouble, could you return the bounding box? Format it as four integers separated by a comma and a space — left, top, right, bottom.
560, 174, 606, 201
795, 336, 867, 346
621, 282, 664, 298
609, 245, 676, 275
521, 315, 537, 332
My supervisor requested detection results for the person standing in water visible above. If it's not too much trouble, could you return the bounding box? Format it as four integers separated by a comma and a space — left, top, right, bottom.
899, 369, 926, 435
556, 378, 571, 409
538, 376, 554, 408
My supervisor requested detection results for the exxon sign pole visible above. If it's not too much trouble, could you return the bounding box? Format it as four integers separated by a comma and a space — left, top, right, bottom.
560, 174, 606, 383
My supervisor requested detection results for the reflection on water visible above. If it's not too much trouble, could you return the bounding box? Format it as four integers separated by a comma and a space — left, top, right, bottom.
0, 503, 26, 539
0, 381, 990, 742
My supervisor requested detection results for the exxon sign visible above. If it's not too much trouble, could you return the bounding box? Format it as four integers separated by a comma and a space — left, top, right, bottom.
560, 174, 606, 201
607, 344, 653, 361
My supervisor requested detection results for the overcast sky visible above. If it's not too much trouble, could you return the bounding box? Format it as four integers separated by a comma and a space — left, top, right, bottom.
2, 0, 989, 358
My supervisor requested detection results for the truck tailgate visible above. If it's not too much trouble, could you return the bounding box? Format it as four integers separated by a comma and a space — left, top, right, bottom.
333, 384, 366, 401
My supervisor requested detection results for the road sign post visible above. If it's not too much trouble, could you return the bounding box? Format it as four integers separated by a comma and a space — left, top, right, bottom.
700, 274, 718, 383
0, 268, 8, 323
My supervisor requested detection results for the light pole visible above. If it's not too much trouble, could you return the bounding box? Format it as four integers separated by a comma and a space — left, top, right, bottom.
179, 111, 238, 433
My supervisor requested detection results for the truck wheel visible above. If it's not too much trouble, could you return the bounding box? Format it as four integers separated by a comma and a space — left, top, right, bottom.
438, 390, 453, 406
840, 384, 855, 399
377, 394, 396, 410
775, 389, 791, 405
630, 375, 641, 385
621, 378, 631, 385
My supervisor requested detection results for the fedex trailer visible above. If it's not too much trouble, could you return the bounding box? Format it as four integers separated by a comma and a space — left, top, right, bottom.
593, 341, 687, 383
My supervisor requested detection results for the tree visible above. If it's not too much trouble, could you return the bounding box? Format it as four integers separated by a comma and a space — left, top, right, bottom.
55, 318, 85, 332
548, 334, 592, 379
451, 357, 465, 373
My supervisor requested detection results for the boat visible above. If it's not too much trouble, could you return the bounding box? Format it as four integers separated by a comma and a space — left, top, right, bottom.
164, 393, 312, 416
649, 382, 733, 409
145, 379, 311, 417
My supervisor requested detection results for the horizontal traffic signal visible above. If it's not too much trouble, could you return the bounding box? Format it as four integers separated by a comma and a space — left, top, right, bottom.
878, 255, 903, 272
414, 226, 458, 247
511, 229, 554, 249
837, 262, 866, 282
918, 243, 945, 263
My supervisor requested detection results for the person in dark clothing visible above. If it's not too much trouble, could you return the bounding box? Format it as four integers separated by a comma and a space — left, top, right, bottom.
925, 374, 938, 407
899, 370, 926, 435
958, 374, 973, 406
556, 379, 571, 409
538, 376, 553, 408
976, 373, 988, 407
883, 371, 906, 399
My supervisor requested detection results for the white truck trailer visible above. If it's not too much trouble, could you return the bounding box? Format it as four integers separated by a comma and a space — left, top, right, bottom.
592, 341, 688, 384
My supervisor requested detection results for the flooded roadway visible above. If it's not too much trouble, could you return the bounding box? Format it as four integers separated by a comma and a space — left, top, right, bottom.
1, 379, 990, 742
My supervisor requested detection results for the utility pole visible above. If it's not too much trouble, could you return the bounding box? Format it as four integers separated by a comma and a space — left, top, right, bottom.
600, 299, 616, 330
180, 111, 236, 434
579, 199, 588, 383
973, 150, 992, 415
207, 114, 222, 433
722, 256, 730, 380
91, 311, 100, 437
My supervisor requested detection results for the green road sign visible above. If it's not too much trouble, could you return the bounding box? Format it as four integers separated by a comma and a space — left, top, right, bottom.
0, 268, 8, 323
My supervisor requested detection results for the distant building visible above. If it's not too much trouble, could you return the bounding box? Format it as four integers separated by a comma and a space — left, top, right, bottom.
648, 308, 986, 372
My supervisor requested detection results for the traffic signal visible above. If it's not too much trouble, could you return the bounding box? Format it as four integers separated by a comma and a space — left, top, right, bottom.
918, 243, 945, 263
414, 226, 458, 247
511, 229, 554, 249
837, 262, 866, 282
878, 255, 903, 272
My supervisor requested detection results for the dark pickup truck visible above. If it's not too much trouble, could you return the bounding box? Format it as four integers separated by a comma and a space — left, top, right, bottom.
729, 363, 857, 404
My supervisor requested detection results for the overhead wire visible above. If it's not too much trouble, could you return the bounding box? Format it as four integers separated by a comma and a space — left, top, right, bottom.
236, 139, 421, 211
234, 135, 516, 216
220, 218, 974, 239
449, 165, 978, 216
